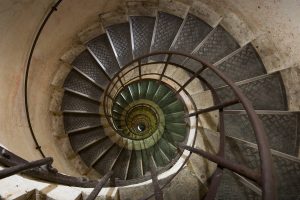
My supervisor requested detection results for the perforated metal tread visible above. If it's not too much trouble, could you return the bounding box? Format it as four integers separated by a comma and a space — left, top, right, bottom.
62, 92, 99, 112
106, 23, 133, 67
201, 44, 267, 89
216, 170, 260, 200
69, 127, 106, 153
225, 137, 300, 200
130, 16, 156, 61
78, 137, 113, 167
193, 26, 239, 63
64, 70, 103, 101
215, 73, 287, 110
112, 149, 132, 180
150, 12, 183, 61
94, 144, 123, 176
224, 112, 299, 156
63, 114, 101, 133
170, 13, 212, 64
126, 150, 143, 179
87, 34, 120, 78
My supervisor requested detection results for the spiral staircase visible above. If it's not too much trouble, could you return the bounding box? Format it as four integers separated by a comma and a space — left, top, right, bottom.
0, 1, 299, 200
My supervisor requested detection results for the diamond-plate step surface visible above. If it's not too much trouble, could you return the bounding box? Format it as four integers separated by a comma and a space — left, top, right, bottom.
72, 50, 109, 88
78, 137, 113, 167
224, 112, 299, 156
170, 13, 212, 64
225, 137, 300, 200
192, 25, 239, 64
69, 127, 106, 153
215, 73, 287, 110
130, 16, 156, 61
216, 170, 260, 200
126, 150, 143, 179
63, 114, 101, 133
61, 92, 99, 112
201, 44, 267, 89
94, 144, 123, 178
63, 70, 103, 101
87, 34, 120, 78
183, 25, 239, 73
112, 149, 132, 180
150, 11, 183, 61
106, 23, 133, 67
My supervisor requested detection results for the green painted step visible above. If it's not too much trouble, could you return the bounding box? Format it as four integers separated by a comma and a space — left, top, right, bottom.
165, 111, 186, 123
158, 92, 178, 108
138, 81, 149, 99
128, 84, 139, 101
162, 99, 185, 114
152, 84, 170, 103
145, 80, 159, 100
120, 87, 134, 103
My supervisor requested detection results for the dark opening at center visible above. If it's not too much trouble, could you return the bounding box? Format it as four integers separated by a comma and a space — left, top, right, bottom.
137, 123, 146, 132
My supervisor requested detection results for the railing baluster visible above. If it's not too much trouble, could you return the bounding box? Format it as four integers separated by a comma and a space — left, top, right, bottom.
138, 60, 142, 80
0, 157, 53, 179
186, 98, 240, 117
178, 144, 261, 183
159, 54, 172, 81
176, 66, 207, 94
150, 158, 163, 200
86, 171, 113, 200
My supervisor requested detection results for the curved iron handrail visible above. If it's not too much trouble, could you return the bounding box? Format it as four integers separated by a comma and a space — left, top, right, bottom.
21, 1, 275, 196
102, 51, 276, 200
24, 0, 63, 158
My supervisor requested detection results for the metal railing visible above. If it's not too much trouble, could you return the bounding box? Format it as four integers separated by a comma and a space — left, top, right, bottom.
102, 51, 276, 200
19, 0, 275, 198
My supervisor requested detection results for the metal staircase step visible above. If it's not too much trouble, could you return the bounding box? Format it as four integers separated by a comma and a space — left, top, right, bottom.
63, 114, 101, 134
69, 127, 107, 153
158, 138, 177, 161
93, 144, 123, 178
64, 70, 103, 101
201, 43, 267, 89
86, 34, 120, 78
166, 123, 187, 137
162, 99, 185, 114
165, 111, 185, 123
170, 13, 212, 64
130, 16, 156, 61
150, 11, 183, 61
62, 92, 100, 112
224, 111, 299, 156
106, 23, 133, 67
151, 145, 168, 167
145, 80, 159, 100
120, 87, 134, 103
128, 83, 139, 101
141, 149, 151, 174
216, 170, 261, 200
193, 25, 240, 64
72, 50, 109, 87
138, 80, 149, 99
126, 150, 143, 179
78, 137, 113, 167
215, 73, 287, 110
157, 91, 175, 107
225, 136, 300, 200
152, 84, 170, 103
115, 94, 129, 108
112, 149, 132, 180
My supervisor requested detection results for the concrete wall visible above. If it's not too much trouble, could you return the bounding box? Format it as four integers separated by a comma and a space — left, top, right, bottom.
0, 0, 299, 176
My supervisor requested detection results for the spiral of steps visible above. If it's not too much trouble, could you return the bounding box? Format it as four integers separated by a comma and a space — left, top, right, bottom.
56, 7, 300, 199
0, 2, 297, 199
